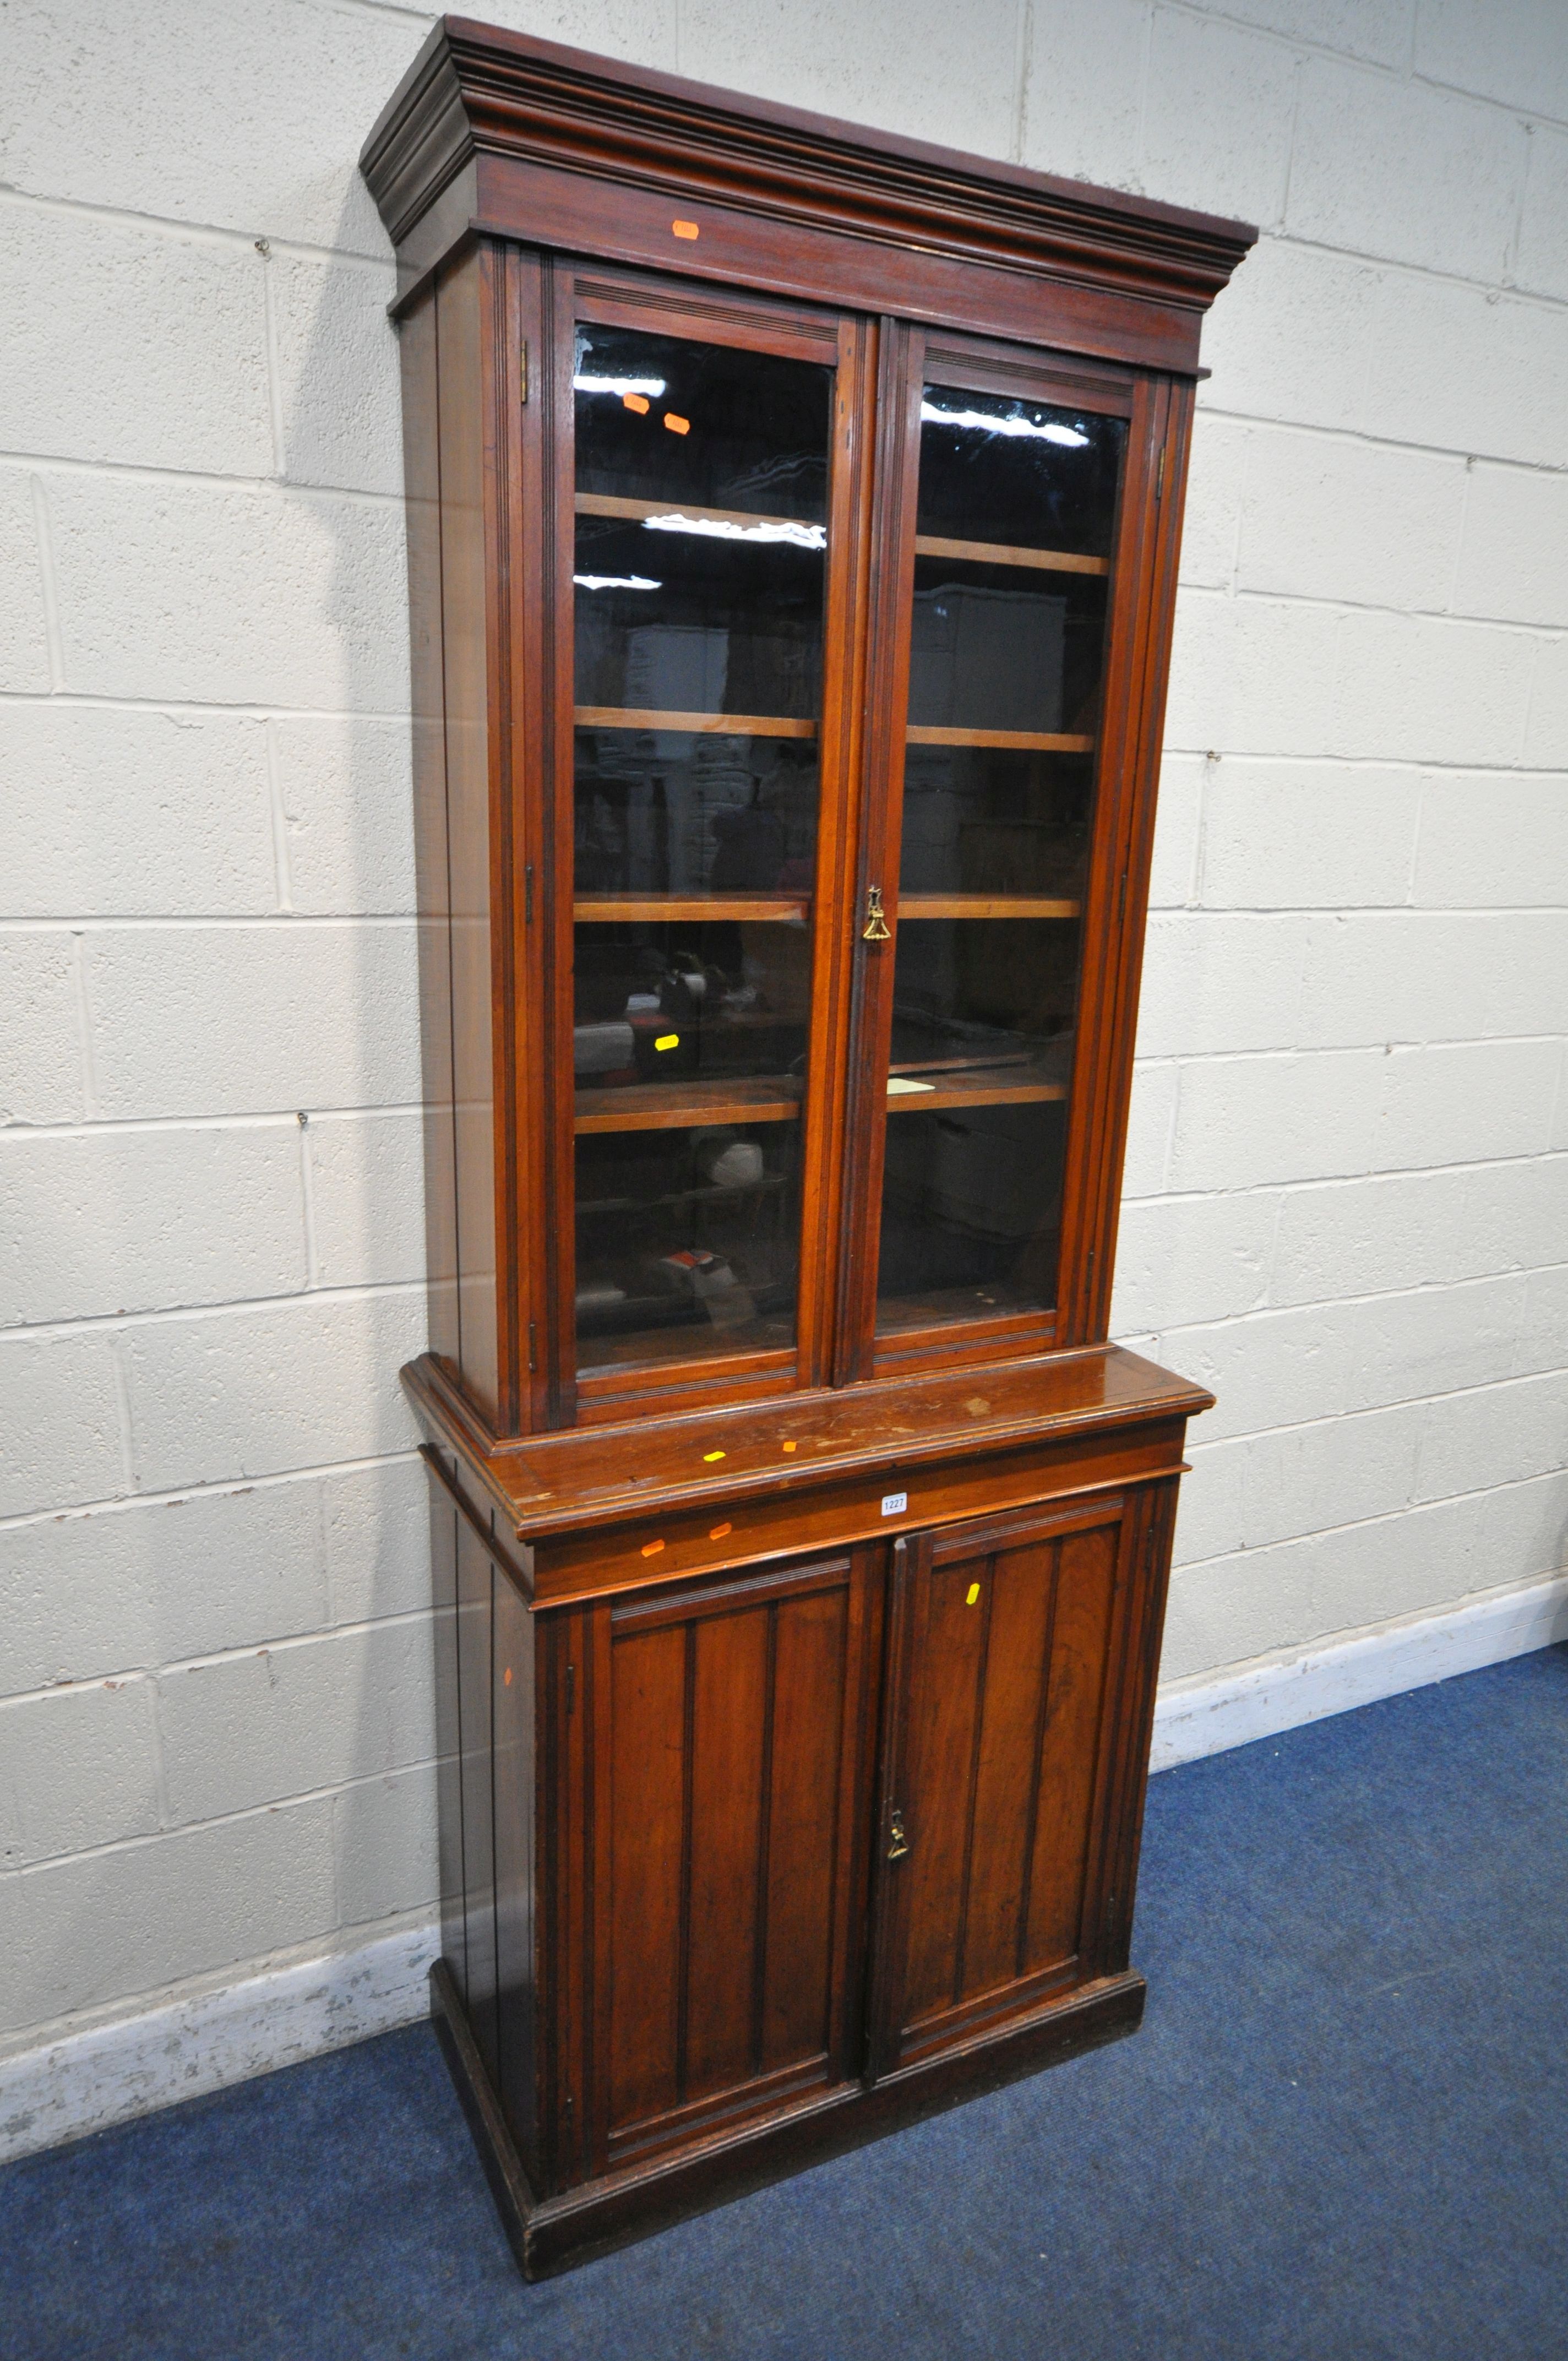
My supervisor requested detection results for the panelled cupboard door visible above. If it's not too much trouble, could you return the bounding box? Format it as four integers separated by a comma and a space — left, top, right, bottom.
581, 1547, 880, 2172
867, 1495, 1131, 2076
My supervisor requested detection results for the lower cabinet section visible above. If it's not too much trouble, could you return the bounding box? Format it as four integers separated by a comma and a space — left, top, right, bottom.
425, 1460, 1178, 2276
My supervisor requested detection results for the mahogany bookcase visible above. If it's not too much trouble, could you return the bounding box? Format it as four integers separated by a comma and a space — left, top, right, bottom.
362, 16, 1254, 2277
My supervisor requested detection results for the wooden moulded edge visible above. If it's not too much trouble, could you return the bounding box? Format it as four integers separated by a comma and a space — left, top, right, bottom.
361, 19, 1257, 317
430, 1951, 1145, 2278
401, 1346, 1213, 1549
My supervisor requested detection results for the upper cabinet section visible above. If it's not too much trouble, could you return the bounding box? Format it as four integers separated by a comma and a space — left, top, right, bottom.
363, 20, 1254, 1440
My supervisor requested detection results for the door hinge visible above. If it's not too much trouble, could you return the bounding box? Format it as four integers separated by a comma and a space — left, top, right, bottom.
519, 339, 529, 404
1155, 444, 1165, 503
565, 1662, 576, 1715
1117, 865, 1129, 925
524, 861, 535, 924
528, 1319, 537, 1373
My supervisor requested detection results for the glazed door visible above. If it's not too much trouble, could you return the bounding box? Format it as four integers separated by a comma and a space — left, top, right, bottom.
545, 265, 875, 1423
571, 1547, 880, 2177
840, 324, 1159, 1382
866, 1494, 1134, 2078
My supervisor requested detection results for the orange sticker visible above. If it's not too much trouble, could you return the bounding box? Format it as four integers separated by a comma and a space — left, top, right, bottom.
641, 1538, 665, 1558
672, 219, 700, 240
622, 391, 650, 414
703, 1449, 725, 1462
781, 1440, 797, 1453
710, 1522, 732, 1540
504, 1666, 513, 1684
664, 414, 691, 436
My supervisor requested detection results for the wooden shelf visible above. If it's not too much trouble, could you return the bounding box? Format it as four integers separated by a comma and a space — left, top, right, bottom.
897, 895, 1080, 920
577, 1173, 787, 1217
575, 895, 810, 924
576, 491, 825, 543
884, 1065, 1068, 1113
575, 1074, 804, 1134
905, 725, 1095, 753
576, 706, 818, 738
914, 533, 1109, 578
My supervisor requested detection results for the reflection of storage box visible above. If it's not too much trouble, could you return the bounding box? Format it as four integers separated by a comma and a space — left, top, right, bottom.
573, 1020, 636, 1077
932, 1114, 1036, 1241
909, 584, 1065, 735
959, 820, 1085, 896
740, 918, 812, 1018
886, 1109, 1054, 1243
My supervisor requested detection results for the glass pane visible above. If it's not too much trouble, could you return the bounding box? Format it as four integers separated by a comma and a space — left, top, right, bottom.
876, 384, 1127, 1339
570, 325, 832, 1378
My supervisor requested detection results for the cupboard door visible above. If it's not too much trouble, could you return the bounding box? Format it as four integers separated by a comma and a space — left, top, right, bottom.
582, 1548, 880, 2172
867, 1496, 1131, 2076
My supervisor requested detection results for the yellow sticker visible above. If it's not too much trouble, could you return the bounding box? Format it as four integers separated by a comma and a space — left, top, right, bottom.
655, 1032, 680, 1051
966, 1582, 981, 1606
703, 1450, 726, 1462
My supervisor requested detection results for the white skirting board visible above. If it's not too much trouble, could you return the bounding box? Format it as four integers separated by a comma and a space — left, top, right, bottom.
1150, 1568, 1568, 1771
0, 1914, 439, 2170
4, 1569, 1565, 2171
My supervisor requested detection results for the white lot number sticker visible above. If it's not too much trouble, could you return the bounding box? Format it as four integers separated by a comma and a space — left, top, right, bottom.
881, 1492, 907, 1516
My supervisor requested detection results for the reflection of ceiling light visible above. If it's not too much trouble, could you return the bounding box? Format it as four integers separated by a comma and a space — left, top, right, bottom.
573, 574, 662, 591
640, 513, 826, 549
573, 374, 667, 396
921, 401, 1090, 448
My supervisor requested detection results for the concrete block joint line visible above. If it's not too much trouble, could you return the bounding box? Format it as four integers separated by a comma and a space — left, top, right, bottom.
2, 0, 1566, 2137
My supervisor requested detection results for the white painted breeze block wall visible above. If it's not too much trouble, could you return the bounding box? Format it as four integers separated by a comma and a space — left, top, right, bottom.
3, 0, 1566, 2126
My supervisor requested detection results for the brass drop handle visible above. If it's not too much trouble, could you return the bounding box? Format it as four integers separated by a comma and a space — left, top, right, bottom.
887, 1807, 910, 1861
863, 884, 892, 943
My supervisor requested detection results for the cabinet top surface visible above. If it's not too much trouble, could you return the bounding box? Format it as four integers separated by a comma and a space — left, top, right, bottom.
406, 1344, 1213, 1537
361, 14, 1256, 307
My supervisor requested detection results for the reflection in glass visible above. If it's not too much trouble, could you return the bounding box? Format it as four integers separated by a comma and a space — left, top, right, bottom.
575, 1122, 800, 1373
899, 748, 1092, 900
876, 384, 1125, 1337
570, 325, 831, 1377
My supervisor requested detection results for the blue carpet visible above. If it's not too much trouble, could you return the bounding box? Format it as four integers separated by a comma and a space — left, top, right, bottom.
4, 1645, 1566, 2360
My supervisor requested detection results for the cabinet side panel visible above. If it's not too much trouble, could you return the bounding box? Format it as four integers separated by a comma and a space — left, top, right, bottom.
1023, 1521, 1118, 1974
456, 1516, 499, 2080
437, 251, 500, 1423
960, 1542, 1055, 1998
493, 1570, 538, 2180
684, 1611, 770, 2102
760, 1587, 848, 2071
608, 1623, 687, 2129
401, 288, 459, 1368
429, 1483, 466, 1988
